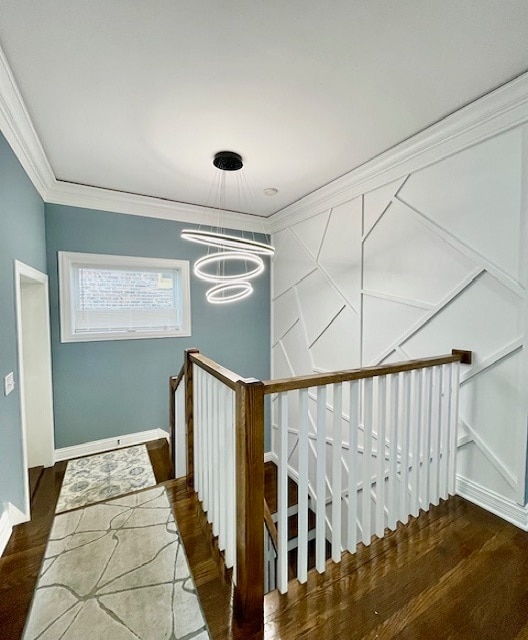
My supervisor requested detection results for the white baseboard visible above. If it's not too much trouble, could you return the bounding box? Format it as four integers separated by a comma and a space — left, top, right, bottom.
456, 475, 528, 531
8, 500, 28, 526
54, 428, 170, 463
0, 507, 12, 557
264, 451, 277, 464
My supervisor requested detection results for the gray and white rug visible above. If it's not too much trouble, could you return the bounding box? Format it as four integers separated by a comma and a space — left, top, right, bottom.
56, 445, 156, 513
23, 486, 210, 640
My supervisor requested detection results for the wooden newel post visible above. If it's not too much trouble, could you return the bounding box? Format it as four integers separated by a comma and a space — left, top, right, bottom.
234, 378, 265, 627
184, 348, 199, 489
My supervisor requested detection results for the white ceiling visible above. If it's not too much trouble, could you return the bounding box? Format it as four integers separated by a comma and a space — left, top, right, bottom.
0, 1, 528, 218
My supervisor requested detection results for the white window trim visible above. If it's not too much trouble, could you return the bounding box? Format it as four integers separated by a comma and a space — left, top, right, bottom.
58, 251, 191, 343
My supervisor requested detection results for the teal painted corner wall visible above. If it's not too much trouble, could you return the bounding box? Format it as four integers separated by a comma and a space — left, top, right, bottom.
45, 204, 271, 449
0, 132, 47, 513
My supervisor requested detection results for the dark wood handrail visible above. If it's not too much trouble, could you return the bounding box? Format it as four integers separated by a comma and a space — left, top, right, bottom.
189, 352, 242, 390
263, 498, 278, 554
262, 349, 472, 394
170, 363, 185, 394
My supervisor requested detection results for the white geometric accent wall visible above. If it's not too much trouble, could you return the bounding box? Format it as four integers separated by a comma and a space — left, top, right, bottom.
272, 125, 528, 509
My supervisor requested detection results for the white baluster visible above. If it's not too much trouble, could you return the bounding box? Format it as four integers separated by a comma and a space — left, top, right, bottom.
316, 385, 327, 572
375, 376, 386, 538
430, 366, 442, 506
202, 372, 209, 513
409, 369, 422, 517
421, 367, 432, 510
331, 383, 343, 562
439, 364, 451, 500
399, 371, 411, 525
387, 373, 399, 530
347, 380, 359, 552
206, 373, 214, 523
297, 388, 309, 583
225, 388, 235, 569
361, 378, 373, 545
191, 365, 197, 497
214, 379, 221, 535
277, 392, 289, 593
218, 383, 227, 551
448, 362, 461, 495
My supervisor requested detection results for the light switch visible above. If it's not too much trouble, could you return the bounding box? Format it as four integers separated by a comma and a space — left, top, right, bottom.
4, 372, 15, 396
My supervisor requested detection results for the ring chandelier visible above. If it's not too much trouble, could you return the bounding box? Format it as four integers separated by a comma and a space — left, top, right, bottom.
181, 150, 275, 304
193, 251, 265, 283
206, 282, 253, 304
181, 229, 275, 256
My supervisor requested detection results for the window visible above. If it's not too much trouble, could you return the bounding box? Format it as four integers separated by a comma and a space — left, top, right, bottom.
59, 252, 191, 342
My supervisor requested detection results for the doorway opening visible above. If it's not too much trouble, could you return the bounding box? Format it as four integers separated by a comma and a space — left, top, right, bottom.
14, 261, 55, 523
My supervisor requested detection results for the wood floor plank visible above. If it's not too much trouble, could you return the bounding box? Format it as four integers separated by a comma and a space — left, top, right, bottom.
2, 439, 528, 640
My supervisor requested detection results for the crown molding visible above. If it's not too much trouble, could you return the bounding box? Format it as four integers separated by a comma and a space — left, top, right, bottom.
0, 43, 269, 233
3, 37, 528, 236
0, 45, 55, 199
268, 71, 528, 233
46, 180, 270, 233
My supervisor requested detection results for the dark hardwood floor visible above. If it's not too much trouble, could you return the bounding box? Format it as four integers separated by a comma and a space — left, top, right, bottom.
2, 439, 528, 639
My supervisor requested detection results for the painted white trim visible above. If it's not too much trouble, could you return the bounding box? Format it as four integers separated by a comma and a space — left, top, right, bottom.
264, 451, 276, 464
14, 260, 55, 525
456, 475, 528, 531
58, 252, 191, 343
0, 508, 12, 557
0, 45, 54, 199
45, 181, 269, 233
8, 501, 28, 526
3, 42, 528, 237
54, 428, 169, 463
268, 71, 528, 233
0, 43, 268, 232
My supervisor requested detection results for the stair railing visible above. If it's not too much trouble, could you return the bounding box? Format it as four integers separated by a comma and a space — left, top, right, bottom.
181, 348, 265, 625
266, 349, 472, 594
171, 347, 471, 628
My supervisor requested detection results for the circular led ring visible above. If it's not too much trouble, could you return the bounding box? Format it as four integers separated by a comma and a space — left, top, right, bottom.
181, 229, 275, 256
206, 281, 253, 304
193, 251, 265, 283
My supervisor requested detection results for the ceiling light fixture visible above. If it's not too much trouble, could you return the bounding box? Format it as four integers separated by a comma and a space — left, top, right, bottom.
181, 150, 275, 304
206, 282, 253, 304
193, 251, 265, 283
180, 229, 275, 256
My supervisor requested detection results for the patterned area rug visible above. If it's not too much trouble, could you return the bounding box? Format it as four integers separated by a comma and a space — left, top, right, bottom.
23, 486, 210, 640
56, 445, 156, 513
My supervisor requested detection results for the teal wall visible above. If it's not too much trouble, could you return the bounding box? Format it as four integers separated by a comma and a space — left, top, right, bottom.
45, 204, 271, 448
0, 132, 47, 513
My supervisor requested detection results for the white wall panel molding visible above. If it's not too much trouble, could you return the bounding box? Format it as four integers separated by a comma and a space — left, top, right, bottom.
290, 210, 331, 261
363, 289, 434, 311
0, 44, 54, 198
460, 338, 523, 385
456, 476, 528, 531
374, 268, 484, 366
396, 196, 525, 298
459, 418, 517, 490
54, 428, 169, 462
272, 106, 528, 519
308, 305, 347, 350
269, 71, 528, 233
